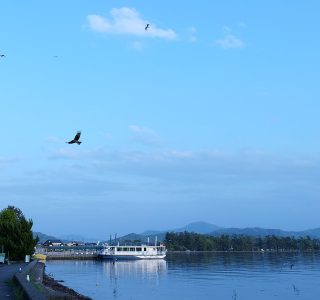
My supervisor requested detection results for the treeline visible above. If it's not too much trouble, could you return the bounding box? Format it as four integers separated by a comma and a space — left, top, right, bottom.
0, 206, 38, 260
164, 231, 320, 252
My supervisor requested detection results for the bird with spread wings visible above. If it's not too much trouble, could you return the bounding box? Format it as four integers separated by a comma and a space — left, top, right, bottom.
66, 131, 82, 145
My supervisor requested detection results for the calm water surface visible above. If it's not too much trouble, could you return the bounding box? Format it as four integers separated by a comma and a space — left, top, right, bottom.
46, 252, 320, 299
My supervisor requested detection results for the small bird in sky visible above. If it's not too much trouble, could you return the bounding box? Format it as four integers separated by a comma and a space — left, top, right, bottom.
53, 55, 58, 58
145, 24, 150, 30
0, 54, 5, 58
66, 131, 82, 145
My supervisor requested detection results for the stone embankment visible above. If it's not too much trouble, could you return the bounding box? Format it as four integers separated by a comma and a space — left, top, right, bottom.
14, 260, 92, 299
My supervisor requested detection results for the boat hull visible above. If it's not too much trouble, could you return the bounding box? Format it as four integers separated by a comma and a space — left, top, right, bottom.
99, 254, 166, 260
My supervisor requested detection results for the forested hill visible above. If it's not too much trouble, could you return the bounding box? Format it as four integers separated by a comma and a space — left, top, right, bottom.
164, 232, 320, 252
33, 232, 59, 244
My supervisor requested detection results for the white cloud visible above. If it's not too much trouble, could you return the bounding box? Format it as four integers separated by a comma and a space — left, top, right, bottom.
129, 125, 164, 146
215, 34, 245, 49
87, 7, 177, 40
87, 15, 110, 32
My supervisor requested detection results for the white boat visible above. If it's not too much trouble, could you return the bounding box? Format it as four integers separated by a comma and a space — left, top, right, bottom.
99, 244, 167, 260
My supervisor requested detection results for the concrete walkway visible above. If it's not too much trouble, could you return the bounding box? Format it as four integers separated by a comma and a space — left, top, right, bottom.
0, 263, 25, 299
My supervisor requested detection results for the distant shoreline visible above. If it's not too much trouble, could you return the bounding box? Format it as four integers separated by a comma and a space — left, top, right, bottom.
42, 249, 320, 261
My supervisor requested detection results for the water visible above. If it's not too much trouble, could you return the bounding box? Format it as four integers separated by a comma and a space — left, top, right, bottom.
45, 252, 320, 299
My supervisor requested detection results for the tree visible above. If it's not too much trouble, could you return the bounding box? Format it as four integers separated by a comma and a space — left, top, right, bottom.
0, 206, 38, 260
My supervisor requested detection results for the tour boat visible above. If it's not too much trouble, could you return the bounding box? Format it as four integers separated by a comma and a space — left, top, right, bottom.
99, 244, 167, 260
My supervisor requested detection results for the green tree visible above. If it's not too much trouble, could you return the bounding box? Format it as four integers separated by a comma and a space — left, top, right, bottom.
0, 206, 38, 260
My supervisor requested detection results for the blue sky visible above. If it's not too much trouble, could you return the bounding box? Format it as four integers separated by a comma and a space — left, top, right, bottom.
1, 1, 320, 238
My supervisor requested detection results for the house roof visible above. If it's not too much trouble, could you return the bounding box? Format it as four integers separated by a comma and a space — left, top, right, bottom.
43, 239, 63, 244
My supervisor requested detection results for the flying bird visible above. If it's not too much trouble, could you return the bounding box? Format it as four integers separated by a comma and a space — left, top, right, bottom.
0, 54, 5, 58
66, 131, 82, 145
145, 24, 150, 30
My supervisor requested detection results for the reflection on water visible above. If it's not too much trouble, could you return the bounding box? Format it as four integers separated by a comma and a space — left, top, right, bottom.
46, 253, 320, 300
105, 260, 167, 299
105, 259, 167, 279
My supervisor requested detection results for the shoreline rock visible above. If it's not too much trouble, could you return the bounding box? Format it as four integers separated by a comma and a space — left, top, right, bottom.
43, 274, 92, 300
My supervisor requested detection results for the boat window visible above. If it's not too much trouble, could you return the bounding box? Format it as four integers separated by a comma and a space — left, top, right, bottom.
130, 248, 135, 251
136, 248, 142, 251
123, 248, 128, 251
144, 248, 147, 251
117, 247, 122, 251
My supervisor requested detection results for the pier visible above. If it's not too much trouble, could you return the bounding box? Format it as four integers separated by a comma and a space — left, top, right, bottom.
36, 245, 103, 260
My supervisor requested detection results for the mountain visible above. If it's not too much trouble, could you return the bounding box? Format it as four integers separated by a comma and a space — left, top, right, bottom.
209, 227, 320, 239
57, 234, 100, 243
120, 222, 221, 243
33, 232, 59, 244
140, 230, 164, 236
141, 222, 220, 236
122, 222, 320, 241
299, 228, 320, 238
209, 227, 292, 237
174, 221, 221, 234
33, 232, 101, 244
118, 232, 166, 243
35, 223, 320, 245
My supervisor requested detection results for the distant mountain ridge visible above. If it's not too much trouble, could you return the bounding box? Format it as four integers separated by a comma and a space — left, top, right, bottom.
120, 222, 320, 242
210, 226, 320, 238
33, 232, 100, 244
58, 234, 100, 243
174, 221, 221, 234
141, 222, 221, 236
35, 222, 320, 244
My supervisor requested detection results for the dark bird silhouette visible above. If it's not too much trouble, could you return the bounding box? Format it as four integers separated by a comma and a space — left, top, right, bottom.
232, 289, 238, 300
66, 131, 82, 145
145, 24, 150, 30
0, 54, 5, 58
292, 284, 300, 295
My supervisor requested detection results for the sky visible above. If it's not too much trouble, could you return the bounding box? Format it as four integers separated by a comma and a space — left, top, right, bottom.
1, 1, 320, 239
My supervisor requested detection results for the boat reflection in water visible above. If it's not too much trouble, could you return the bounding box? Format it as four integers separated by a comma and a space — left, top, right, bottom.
104, 259, 167, 278
103, 259, 167, 298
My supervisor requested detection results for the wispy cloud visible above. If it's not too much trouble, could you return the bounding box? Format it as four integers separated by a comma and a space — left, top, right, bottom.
129, 125, 165, 146
187, 26, 197, 43
46, 148, 320, 193
5, 147, 320, 236
87, 7, 177, 40
0, 156, 23, 165
215, 34, 245, 49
